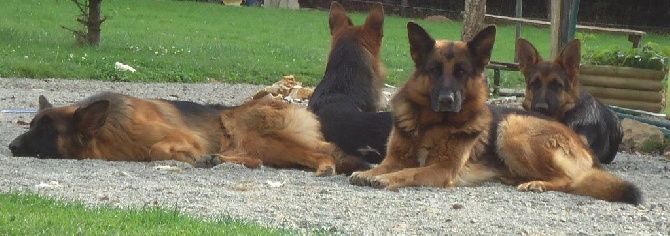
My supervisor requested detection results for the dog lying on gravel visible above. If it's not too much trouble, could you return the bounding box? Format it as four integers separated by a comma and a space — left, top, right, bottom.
8, 92, 350, 176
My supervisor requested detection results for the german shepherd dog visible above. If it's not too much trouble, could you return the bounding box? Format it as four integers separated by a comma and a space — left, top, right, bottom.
349, 23, 642, 205
308, 1, 393, 173
9, 93, 339, 176
516, 38, 623, 164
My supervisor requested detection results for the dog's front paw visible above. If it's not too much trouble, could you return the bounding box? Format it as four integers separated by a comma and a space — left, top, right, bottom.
517, 181, 546, 192
369, 176, 391, 189
349, 171, 375, 186
315, 165, 336, 177
192, 154, 222, 168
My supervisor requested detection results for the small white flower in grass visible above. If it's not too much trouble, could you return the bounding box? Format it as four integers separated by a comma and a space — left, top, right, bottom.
115, 61, 136, 72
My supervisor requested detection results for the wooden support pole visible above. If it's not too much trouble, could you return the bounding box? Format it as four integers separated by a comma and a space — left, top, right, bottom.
549, 0, 564, 60
514, 0, 522, 62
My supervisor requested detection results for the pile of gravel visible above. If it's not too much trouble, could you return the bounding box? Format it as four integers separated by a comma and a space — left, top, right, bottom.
1, 78, 669, 235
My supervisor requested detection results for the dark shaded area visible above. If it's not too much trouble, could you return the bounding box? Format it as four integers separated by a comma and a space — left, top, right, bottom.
300, 0, 670, 32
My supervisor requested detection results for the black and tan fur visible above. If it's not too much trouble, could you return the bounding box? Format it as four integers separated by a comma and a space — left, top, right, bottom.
308, 1, 393, 172
516, 38, 623, 164
349, 23, 642, 205
9, 93, 340, 176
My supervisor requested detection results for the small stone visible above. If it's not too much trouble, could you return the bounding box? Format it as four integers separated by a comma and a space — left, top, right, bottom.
641, 215, 651, 221
452, 203, 464, 210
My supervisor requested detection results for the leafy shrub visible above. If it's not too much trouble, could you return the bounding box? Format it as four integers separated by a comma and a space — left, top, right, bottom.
582, 42, 670, 71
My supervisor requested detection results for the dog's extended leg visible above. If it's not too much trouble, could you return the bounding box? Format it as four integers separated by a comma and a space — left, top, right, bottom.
367, 164, 455, 190
517, 177, 571, 193
149, 135, 205, 164
248, 135, 337, 177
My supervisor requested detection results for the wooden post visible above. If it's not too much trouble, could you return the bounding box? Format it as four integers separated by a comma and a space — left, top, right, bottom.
567, 0, 579, 41
400, 0, 408, 17
551, 0, 580, 60
462, 0, 487, 41
514, 0, 522, 62
549, 0, 564, 60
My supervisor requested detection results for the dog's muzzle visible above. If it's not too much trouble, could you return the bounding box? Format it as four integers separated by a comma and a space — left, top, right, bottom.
8, 138, 24, 156
531, 102, 549, 114
432, 90, 462, 113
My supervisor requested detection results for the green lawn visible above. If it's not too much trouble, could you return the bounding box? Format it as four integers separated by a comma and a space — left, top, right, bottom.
1, 0, 667, 88
0, 192, 294, 235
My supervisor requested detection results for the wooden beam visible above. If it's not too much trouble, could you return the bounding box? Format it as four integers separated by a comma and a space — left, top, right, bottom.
550, 0, 563, 60
514, 0, 522, 62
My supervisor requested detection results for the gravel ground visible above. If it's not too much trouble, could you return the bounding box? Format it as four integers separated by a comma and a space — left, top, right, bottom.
1, 77, 669, 235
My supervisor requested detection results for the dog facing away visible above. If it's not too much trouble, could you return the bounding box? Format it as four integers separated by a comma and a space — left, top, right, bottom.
349, 22, 642, 205
516, 38, 623, 164
9, 93, 341, 176
308, 1, 393, 172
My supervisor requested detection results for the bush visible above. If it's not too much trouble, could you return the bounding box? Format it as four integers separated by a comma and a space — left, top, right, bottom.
582, 42, 670, 71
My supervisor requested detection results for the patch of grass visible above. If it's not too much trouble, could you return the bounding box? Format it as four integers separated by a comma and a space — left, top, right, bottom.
0, 192, 293, 235
0, 0, 668, 87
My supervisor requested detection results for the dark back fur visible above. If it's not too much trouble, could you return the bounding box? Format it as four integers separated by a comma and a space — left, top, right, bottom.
309, 38, 380, 113
308, 2, 391, 166
561, 89, 623, 164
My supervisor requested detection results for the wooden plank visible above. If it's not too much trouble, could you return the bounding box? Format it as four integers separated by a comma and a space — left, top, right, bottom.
580, 65, 665, 81
583, 86, 662, 103
598, 98, 662, 113
487, 61, 520, 70
579, 75, 664, 91
484, 14, 645, 36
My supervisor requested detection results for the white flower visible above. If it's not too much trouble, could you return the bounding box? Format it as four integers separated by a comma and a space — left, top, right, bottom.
114, 61, 136, 72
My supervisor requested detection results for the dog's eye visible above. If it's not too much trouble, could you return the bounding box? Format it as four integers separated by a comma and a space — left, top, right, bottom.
550, 81, 563, 90
530, 79, 541, 89
453, 65, 467, 78
430, 64, 442, 77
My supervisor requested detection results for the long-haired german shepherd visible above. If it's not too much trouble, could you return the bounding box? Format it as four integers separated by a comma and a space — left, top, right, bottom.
9, 93, 340, 176
349, 23, 642, 205
516, 38, 623, 164
308, 1, 393, 173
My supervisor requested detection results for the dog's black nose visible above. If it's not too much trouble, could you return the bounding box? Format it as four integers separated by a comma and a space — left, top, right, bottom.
8, 139, 21, 153
533, 102, 549, 113
8, 144, 16, 151
438, 93, 455, 108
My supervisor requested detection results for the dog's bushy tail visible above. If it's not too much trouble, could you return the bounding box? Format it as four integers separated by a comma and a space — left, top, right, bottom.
570, 168, 642, 205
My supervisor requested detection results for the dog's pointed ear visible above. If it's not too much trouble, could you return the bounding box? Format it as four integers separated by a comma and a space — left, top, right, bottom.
407, 22, 435, 66
516, 38, 543, 80
556, 39, 581, 78
73, 100, 110, 139
466, 25, 496, 69
38, 95, 53, 111
329, 1, 353, 35
364, 2, 384, 37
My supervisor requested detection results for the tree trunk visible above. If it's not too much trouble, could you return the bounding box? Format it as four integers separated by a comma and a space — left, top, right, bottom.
86, 0, 103, 47
462, 0, 486, 41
